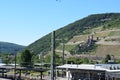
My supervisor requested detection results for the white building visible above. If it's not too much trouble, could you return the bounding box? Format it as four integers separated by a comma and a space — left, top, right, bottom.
56, 64, 120, 80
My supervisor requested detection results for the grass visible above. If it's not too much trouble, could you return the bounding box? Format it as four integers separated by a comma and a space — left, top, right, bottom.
105, 38, 120, 42
93, 31, 110, 38
109, 31, 120, 36
56, 44, 77, 52
69, 29, 119, 44
55, 52, 63, 57
69, 35, 88, 42
83, 26, 103, 34
90, 45, 120, 57
69, 28, 112, 43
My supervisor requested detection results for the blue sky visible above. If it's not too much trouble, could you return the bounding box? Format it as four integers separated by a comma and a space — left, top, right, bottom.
0, 0, 120, 46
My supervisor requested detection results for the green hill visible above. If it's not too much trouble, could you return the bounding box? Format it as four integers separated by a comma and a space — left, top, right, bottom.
26, 13, 120, 56
0, 42, 25, 54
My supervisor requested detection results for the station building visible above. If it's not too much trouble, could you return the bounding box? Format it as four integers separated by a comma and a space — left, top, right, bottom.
56, 64, 120, 80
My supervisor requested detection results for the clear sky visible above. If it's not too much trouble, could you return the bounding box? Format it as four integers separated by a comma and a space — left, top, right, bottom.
0, 0, 120, 46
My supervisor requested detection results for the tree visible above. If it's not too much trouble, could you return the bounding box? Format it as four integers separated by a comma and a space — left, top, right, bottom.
1, 52, 12, 64
82, 58, 89, 64
43, 54, 51, 63
103, 54, 111, 63
20, 50, 33, 67
43, 53, 62, 65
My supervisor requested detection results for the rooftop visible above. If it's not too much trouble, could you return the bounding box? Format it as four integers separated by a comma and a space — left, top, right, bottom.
56, 64, 120, 72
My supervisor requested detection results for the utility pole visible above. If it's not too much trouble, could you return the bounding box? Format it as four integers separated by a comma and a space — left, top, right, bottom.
62, 41, 65, 65
14, 53, 16, 80
56, 38, 65, 65
62, 40, 65, 77
50, 31, 55, 80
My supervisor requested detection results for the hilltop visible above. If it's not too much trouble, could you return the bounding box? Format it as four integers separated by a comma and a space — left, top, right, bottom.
26, 13, 120, 57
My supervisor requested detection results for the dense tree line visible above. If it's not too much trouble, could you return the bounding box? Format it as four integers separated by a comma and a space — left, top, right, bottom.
0, 42, 25, 54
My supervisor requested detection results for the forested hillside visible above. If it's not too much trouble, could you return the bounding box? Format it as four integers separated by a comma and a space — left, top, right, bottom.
0, 42, 25, 54
26, 13, 120, 54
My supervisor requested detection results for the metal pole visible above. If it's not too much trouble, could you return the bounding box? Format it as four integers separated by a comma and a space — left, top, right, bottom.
40, 72, 43, 80
62, 42, 65, 65
14, 54, 16, 80
19, 70, 21, 80
50, 31, 55, 80
62, 41, 65, 77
